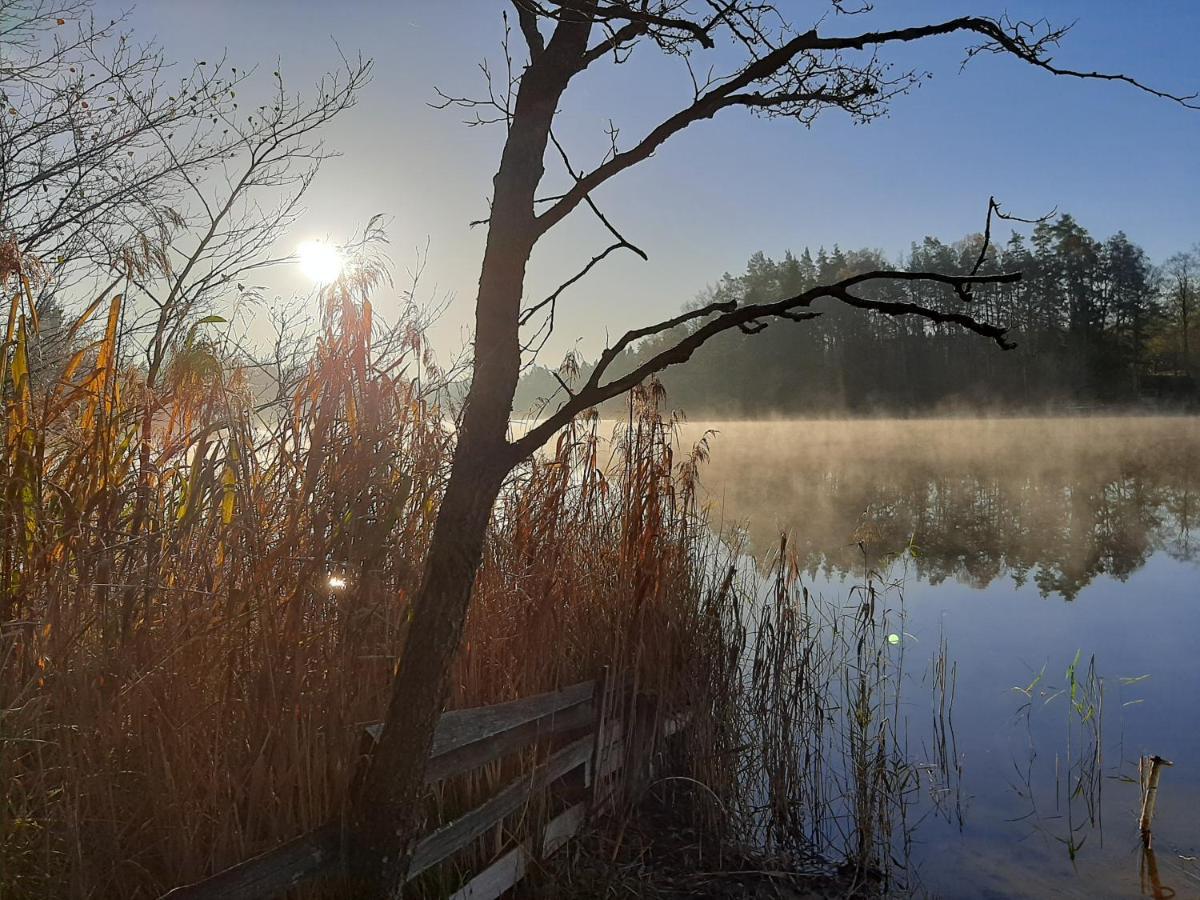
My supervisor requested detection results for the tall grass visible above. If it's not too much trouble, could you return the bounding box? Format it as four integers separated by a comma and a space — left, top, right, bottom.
1009, 649, 1108, 861
0, 246, 740, 897
3, 244, 937, 898
732, 544, 920, 892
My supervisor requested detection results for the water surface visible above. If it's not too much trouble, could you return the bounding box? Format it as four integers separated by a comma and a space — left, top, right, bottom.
683, 417, 1200, 899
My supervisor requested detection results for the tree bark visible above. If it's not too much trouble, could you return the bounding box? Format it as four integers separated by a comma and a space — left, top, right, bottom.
347, 17, 592, 897
346, 443, 509, 895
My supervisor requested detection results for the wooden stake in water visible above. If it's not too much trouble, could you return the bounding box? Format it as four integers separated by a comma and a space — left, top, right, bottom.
1139, 754, 1173, 848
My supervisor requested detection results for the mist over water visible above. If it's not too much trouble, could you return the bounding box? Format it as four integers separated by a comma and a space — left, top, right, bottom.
678, 416, 1200, 899
683, 416, 1199, 597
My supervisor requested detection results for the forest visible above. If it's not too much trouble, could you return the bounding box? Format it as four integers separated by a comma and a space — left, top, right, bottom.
518, 215, 1199, 415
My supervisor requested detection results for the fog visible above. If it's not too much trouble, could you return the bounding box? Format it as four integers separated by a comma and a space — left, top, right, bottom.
674, 416, 1200, 597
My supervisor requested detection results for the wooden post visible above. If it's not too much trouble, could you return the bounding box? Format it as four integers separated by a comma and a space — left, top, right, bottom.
1139, 754, 1173, 848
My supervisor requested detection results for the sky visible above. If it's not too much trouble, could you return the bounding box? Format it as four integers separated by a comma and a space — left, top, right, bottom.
94, 1, 1200, 363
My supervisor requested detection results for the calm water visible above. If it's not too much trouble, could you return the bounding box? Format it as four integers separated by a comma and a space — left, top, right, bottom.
682, 417, 1200, 899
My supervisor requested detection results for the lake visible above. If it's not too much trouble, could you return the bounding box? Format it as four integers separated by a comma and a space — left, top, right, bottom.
680, 417, 1200, 899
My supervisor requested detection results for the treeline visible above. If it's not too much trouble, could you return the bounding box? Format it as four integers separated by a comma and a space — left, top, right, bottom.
518, 214, 1200, 415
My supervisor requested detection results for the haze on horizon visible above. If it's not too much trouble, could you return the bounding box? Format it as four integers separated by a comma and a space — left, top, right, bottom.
96, 0, 1200, 365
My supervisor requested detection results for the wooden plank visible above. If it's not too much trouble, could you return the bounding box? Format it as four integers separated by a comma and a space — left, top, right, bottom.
597, 737, 625, 782
408, 735, 592, 879
365, 681, 595, 783
589, 667, 613, 809
592, 716, 625, 814
596, 717, 624, 777
447, 844, 529, 900
425, 700, 592, 783
365, 680, 593, 750
541, 801, 585, 857
448, 802, 587, 900
159, 823, 339, 900
428, 681, 594, 756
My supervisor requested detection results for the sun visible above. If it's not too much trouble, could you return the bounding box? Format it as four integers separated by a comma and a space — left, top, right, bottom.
297, 239, 343, 285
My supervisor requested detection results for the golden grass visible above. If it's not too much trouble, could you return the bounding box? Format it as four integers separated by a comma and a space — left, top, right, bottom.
1, 254, 738, 897
3, 246, 927, 899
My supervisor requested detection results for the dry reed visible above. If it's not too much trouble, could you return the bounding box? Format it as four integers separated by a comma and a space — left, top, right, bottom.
4, 244, 927, 899
1, 247, 747, 897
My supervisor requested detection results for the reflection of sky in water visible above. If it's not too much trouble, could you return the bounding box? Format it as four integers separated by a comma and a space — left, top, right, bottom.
688, 419, 1200, 899
845, 556, 1200, 898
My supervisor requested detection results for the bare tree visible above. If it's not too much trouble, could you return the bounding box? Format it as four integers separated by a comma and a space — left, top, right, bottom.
2, 0, 370, 352
344, 3, 1196, 893
2, 1, 241, 281
1163, 250, 1197, 375
1, 0, 371, 635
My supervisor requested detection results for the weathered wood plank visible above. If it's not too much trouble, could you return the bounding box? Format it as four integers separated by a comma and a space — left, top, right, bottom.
425, 698, 593, 783
541, 801, 585, 856
159, 823, 339, 900
448, 801, 587, 900
408, 735, 592, 879
447, 843, 528, 900
597, 737, 625, 782
365, 680, 594, 782
591, 715, 625, 815
428, 680, 594, 753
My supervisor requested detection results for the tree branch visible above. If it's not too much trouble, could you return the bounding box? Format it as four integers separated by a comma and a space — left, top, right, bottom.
533, 14, 1198, 238
511, 0, 546, 58
508, 268, 1019, 460
529, 1, 717, 49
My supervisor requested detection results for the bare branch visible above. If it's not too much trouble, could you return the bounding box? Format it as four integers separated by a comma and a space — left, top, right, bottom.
534, 14, 1198, 238
509, 268, 1019, 460
963, 14, 1200, 109
966, 194, 1056, 280
511, 0, 546, 58
527, 0, 718, 50
519, 240, 631, 328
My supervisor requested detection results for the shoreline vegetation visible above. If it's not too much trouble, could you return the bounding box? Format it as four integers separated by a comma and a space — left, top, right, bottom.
516, 221, 1200, 420
2, 262, 930, 897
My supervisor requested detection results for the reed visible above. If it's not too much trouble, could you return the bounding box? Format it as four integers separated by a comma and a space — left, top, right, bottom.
732, 542, 921, 892
3, 243, 930, 898
0, 244, 747, 897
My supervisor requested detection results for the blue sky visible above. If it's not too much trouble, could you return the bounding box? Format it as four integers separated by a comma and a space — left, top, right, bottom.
97, 1, 1200, 361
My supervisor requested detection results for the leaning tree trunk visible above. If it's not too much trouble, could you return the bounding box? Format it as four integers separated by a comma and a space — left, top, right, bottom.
348, 20, 591, 897
346, 436, 510, 893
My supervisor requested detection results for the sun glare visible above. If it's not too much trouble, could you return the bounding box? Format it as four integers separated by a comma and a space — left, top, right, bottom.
297, 239, 343, 285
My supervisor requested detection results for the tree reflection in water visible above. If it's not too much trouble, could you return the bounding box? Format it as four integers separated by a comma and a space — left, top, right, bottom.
684, 417, 1200, 599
